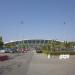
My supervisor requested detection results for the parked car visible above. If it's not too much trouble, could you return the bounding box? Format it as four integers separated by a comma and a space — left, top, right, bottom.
5, 50, 12, 53
36, 50, 42, 53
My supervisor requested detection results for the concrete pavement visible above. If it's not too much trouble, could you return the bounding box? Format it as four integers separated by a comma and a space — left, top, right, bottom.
27, 54, 75, 75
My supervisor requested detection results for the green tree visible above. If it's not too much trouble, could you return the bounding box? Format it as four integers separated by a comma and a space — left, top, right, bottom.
0, 36, 4, 49
5, 42, 16, 49
63, 41, 73, 51
5, 43, 12, 49
42, 45, 49, 54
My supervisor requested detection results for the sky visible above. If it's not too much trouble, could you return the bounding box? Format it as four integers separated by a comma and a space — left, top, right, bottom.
0, 0, 75, 42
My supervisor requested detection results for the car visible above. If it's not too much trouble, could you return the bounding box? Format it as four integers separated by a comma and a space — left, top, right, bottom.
5, 49, 12, 53
36, 50, 42, 53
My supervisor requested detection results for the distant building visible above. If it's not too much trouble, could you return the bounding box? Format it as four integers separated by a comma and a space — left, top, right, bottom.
4, 39, 50, 49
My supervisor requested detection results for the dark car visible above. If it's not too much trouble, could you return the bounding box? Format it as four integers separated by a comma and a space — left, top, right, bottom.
36, 50, 42, 53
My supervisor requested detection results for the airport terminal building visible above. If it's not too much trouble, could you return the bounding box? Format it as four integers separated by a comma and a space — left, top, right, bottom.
5, 39, 51, 49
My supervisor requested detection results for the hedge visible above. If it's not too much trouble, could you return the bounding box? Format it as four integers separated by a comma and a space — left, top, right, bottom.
43, 50, 75, 55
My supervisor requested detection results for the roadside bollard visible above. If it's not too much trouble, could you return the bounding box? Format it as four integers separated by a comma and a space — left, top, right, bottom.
48, 54, 50, 59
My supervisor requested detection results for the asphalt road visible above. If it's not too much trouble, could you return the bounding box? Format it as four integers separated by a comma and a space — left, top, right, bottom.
0, 51, 75, 75
0, 52, 33, 75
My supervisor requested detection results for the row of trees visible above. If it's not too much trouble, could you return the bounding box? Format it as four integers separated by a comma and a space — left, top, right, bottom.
5, 42, 28, 49
42, 40, 75, 54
